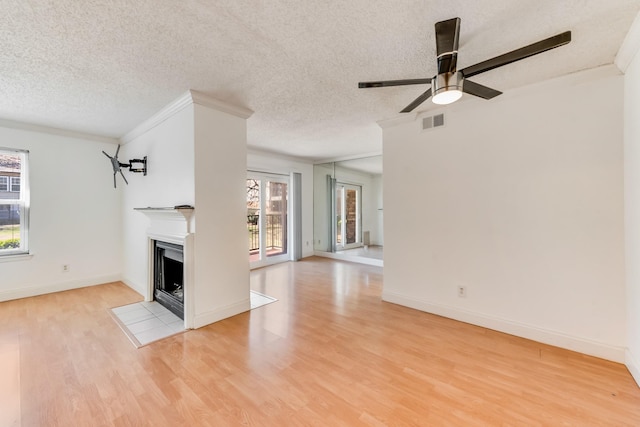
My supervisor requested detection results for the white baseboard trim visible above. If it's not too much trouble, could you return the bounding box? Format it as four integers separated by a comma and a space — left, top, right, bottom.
626, 348, 640, 388
0, 274, 122, 303
120, 277, 146, 298
313, 250, 383, 267
382, 291, 625, 363
191, 298, 251, 329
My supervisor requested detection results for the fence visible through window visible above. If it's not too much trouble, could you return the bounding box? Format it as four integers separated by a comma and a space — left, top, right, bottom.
248, 213, 286, 252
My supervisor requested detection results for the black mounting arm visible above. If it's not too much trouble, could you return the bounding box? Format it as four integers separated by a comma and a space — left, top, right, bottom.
102, 146, 148, 188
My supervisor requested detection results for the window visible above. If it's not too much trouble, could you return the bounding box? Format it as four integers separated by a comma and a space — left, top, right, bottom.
0, 148, 29, 255
10, 177, 20, 192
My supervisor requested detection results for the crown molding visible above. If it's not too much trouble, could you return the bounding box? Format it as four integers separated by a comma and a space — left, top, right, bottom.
190, 90, 253, 119
120, 90, 254, 144
0, 118, 119, 144
119, 92, 193, 144
615, 10, 640, 73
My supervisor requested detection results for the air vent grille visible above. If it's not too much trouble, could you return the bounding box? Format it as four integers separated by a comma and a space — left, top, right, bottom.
422, 113, 445, 130
422, 116, 433, 129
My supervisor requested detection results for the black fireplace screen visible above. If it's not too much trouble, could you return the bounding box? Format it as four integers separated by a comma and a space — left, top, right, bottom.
154, 241, 184, 319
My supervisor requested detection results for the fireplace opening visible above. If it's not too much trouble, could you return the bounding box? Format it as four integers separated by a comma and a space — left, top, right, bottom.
154, 241, 184, 320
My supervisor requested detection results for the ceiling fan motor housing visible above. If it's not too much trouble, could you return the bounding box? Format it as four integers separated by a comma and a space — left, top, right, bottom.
431, 72, 464, 104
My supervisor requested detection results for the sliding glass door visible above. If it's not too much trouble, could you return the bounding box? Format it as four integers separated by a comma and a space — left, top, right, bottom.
247, 173, 289, 267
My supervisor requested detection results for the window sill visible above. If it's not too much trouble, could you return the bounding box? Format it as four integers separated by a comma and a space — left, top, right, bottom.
0, 253, 33, 263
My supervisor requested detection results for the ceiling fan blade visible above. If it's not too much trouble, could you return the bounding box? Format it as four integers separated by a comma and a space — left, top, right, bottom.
359, 78, 431, 88
435, 17, 461, 74
461, 31, 571, 78
400, 88, 432, 113
462, 79, 502, 99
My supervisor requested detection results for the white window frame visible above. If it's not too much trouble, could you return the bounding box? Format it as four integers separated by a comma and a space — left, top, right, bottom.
0, 176, 7, 192
0, 148, 29, 256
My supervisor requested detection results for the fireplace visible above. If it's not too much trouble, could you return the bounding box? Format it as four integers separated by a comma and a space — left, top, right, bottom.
154, 240, 185, 319
135, 206, 194, 327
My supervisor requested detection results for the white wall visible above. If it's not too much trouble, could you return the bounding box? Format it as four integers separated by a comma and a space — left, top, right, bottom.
248, 150, 314, 258
121, 105, 195, 294
383, 66, 626, 362
623, 31, 640, 383
192, 103, 249, 326
0, 126, 121, 300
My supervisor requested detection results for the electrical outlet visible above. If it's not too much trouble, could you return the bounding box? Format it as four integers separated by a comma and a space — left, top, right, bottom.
457, 286, 466, 298
62, 264, 70, 272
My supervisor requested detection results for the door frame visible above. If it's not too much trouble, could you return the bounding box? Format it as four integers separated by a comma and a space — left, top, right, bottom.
334, 182, 362, 250
247, 172, 291, 269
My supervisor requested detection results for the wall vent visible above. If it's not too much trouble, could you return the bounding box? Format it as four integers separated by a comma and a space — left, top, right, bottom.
422, 113, 445, 130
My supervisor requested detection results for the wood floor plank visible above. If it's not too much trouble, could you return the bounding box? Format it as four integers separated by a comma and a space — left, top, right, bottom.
1, 257, 639, 426
0, 333, 20, 427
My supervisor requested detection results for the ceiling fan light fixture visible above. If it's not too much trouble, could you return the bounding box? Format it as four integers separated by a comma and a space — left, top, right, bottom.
431, 72, 463, 105
432, 88, 463, 105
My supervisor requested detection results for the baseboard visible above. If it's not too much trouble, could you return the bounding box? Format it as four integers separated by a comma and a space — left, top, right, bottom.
313, 250, 383, 267
382, 291, 625, 363
301, 249, 315, 259
0, 274, 122, 302
626, 348, 640, 388
191, 298, 251, 329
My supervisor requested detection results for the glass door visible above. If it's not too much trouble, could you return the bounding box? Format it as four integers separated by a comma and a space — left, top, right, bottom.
335, 183, 361, 250
247, 178, 261, 263
247, 173, 289, 267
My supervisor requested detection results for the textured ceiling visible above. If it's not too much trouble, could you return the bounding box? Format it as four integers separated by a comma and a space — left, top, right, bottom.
1, 1, 639, 161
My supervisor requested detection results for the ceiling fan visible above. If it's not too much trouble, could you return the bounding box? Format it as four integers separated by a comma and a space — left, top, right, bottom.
358, 17, 571, 112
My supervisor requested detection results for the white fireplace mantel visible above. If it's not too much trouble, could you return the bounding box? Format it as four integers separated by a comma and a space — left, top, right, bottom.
135, 206, 195, 329
134, 207, 194, 234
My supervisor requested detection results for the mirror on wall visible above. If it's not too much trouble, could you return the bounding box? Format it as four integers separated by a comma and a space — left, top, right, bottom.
313, 155, 383, 264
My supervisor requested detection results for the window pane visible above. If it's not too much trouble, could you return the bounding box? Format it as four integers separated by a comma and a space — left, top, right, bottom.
0, 203, 20, 250
265, 181, 287, 257
345, 188, 357, 244
0, 149, 27, 255
10, 177, 20, 192
247, 178, 261, 262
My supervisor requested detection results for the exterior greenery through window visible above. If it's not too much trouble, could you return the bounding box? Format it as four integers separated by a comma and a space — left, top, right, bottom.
0, 148, 28, 254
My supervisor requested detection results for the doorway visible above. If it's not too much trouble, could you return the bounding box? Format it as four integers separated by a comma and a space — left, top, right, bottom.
247, 173, 289, 267
335, 183, 361, 250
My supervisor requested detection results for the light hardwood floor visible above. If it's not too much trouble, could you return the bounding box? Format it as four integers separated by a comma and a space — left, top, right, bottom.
2, 257, 639, 426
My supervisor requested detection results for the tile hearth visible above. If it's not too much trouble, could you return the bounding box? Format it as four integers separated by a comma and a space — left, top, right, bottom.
110, 301, 185, 348
111, 291, 277, 347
